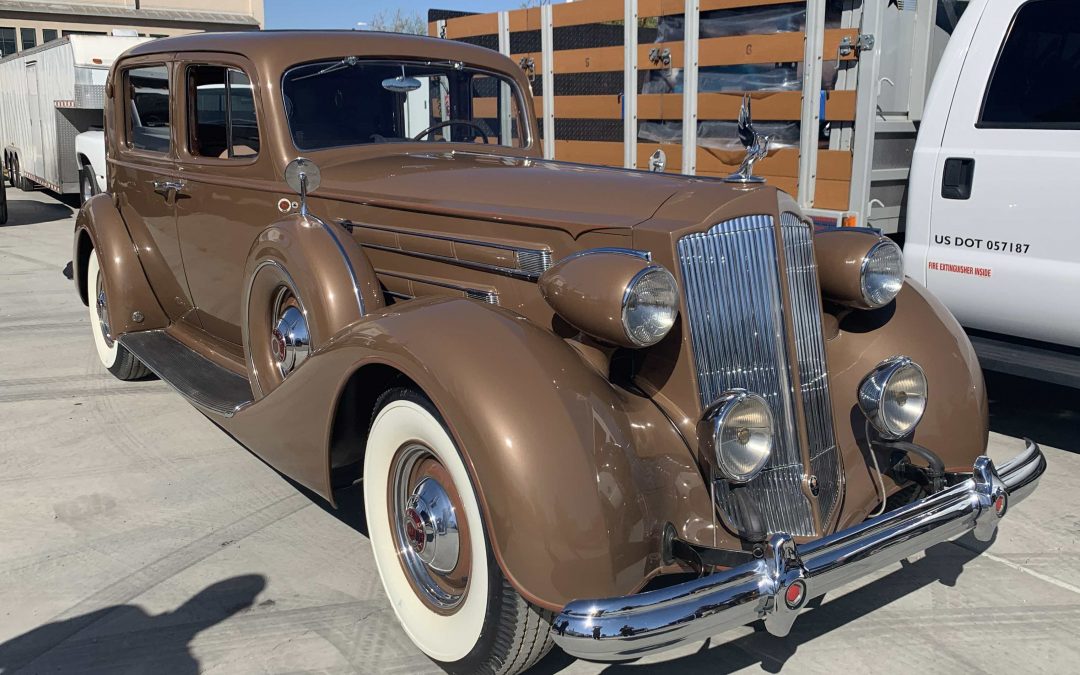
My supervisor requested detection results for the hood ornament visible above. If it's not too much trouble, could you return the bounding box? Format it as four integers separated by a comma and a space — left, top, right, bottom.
725, 95, 770, 184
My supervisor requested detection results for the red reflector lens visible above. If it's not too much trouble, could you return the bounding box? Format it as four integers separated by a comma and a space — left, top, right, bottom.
784, 581, 805, 608
994, 494, 1006, 515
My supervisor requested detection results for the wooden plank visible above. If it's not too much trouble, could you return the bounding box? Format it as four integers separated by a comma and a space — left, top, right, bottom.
508, 7, 541, 32
553, 95, 623, 118
641, 0, 798, 17
441, 13, 499, 39
552, 0, 624, 27
637, 90, 856, 122
553, 140, 851, 181
522, 29, 857, 74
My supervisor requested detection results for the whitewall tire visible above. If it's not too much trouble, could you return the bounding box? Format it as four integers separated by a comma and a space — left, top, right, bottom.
87, 250, 149, 380
364, 388, 553, 674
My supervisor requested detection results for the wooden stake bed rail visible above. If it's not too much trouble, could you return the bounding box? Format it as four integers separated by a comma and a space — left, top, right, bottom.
431, 0, 866, 214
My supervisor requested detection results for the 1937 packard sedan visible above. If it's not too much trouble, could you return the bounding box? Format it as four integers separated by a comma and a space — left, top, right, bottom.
74, 31, 1045, 673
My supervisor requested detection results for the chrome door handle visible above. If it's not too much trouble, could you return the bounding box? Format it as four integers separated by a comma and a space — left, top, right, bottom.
153, 179, 185, 197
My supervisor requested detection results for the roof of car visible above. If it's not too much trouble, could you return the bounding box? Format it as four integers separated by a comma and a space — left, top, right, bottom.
123, 30, 510, 73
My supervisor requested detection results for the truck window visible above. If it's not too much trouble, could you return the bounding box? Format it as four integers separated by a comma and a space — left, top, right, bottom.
187, 65, 259, 159
125, 65, 171, 153
979, 0, 1080, 129
281, 59, 527, 151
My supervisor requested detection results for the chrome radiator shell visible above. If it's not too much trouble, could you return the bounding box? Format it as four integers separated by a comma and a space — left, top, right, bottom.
676, 213, 840, 536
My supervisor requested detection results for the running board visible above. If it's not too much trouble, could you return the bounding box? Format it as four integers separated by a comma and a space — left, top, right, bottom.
119, 330, 253, 417
968, 333, 1080, 390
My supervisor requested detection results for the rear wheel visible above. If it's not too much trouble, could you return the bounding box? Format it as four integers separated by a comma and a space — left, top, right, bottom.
0, 170, 7, 224
12, 155, 32, 192
364, 388, 553, 674
86, 251, 150, 380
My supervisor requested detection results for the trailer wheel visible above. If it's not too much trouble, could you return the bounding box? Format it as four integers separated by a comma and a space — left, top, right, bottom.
79, 166, 99, 206
0, 172, 7, 225
12, 155, 32, 192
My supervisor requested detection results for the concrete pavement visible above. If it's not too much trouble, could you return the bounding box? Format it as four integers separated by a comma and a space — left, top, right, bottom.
1, 188, 1078, 674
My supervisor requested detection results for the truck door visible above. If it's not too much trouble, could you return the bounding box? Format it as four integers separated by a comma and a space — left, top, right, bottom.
920, 0, 1080, 348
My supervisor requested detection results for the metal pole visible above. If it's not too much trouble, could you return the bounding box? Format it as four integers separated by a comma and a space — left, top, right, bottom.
624, 0, 638, 169
797, 0, 827, 209
847, 0, 883, 226
541, 2, 555, 160
681, 0, 699, 175
498, 11, 512, 145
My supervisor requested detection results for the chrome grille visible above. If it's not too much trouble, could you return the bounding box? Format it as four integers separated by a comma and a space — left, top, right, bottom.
677, 215, 816, 536
781, 212, 843, 526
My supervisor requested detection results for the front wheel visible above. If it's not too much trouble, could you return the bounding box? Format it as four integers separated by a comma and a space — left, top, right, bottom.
364, 388, 553, 674
86, 251, 150, 380
79, 166, 100, 206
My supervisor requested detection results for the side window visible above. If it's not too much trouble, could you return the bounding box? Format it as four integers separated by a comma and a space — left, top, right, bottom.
126, 65, 171, 153
188, 64, 259, 159
979, 0, 1080, 129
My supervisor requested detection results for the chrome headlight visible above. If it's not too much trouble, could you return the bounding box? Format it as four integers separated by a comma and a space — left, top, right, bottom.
699, 390, 775, 482
860, 239, 904, 308
858, 356, 927, 438
621, 265, 679, 347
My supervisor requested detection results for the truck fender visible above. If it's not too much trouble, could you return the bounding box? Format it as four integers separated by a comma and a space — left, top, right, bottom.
221, 296, 719, 611
241, 214, 384, 398
73, 194, 168, 337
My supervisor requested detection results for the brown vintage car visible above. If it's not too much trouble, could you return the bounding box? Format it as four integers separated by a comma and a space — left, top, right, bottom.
73, 31, 1045, 673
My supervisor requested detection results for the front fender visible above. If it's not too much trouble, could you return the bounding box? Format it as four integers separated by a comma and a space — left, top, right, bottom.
828, 280, 989, 529
73, 194, 168, 337
221, 296, 719, 611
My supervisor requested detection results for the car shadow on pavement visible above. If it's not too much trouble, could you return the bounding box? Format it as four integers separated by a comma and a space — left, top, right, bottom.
0, 574, 266, 674
534, 532, 996, 674
1, 197, 74, 227
985, 371, 1080, 454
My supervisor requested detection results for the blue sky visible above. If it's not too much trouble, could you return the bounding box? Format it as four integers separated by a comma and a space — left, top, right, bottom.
265, 0, 517, 30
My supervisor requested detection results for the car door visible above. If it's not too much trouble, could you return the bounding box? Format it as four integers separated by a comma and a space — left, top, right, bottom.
111, 58, 197, 323
174, 54, 278, 345
921, 0, 1080, 348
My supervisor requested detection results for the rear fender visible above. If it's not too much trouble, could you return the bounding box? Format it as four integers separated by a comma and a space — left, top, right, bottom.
221, 296, 720, 611
73, 194, 168, 337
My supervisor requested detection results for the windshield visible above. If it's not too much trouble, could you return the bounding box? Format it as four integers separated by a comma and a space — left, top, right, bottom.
281, 59, 529, 151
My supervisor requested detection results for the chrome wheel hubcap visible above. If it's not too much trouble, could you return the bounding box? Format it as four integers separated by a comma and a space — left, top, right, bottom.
95, 270, 114, 348
391, 444, 468, 611
270, 290, 309, 377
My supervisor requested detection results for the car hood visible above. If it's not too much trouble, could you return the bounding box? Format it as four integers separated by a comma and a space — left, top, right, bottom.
312, 150, 695, 237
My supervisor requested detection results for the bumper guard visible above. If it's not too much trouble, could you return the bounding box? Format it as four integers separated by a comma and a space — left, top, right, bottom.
551, 440, 1046, 661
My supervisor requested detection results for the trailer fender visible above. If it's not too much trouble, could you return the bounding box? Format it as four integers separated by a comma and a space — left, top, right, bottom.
73, 194, 168, 337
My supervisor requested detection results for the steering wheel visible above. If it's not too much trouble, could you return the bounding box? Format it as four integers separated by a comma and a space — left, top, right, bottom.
413, 119, 490, 144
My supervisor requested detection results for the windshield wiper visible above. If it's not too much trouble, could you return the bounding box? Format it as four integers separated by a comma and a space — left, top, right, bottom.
293, 55, 360, 81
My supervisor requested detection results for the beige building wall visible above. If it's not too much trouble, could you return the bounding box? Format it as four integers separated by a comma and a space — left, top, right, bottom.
0, 0, 264, 57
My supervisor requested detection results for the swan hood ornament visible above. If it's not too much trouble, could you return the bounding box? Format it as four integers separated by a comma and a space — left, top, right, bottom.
725, 94, 770, 184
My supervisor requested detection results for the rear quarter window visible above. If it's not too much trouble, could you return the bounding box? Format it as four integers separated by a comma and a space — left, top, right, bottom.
125, 64, 171, 152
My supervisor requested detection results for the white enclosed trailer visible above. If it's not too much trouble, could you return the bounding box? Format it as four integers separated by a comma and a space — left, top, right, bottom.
0, 34, 150, 195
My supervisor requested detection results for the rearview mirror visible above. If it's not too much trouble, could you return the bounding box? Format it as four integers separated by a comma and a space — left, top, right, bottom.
382, 75, 422, 94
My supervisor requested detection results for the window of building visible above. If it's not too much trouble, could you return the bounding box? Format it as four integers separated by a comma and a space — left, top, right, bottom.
62, 30, 107, 37
20, 28, 36, 51
125, 65, 171, 153
979, 0, 1080, 129
0, 28, 17, 57
187, 65, 259, 159
42, 29, 58, 43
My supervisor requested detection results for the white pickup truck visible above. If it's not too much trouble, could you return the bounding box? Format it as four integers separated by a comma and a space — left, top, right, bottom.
903, 0, 1080, 388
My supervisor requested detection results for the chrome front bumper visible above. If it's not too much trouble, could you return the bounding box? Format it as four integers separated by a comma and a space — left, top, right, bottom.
551, 440, 1046, 661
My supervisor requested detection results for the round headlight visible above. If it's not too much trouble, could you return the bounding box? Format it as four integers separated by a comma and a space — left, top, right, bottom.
860, 239, 904, 308
621, 265, 679, 347
858, 356, 927, 438
700, 391, 775, 482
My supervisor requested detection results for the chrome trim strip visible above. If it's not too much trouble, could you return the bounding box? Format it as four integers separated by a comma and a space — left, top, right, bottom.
314, 216, 366, 316
376, 269, 500, 305
337, 218, 554, 280
677, 215, 814, 536
552, 441, 1047, 661
781, 212, 842, 526
558, 247, 653, 263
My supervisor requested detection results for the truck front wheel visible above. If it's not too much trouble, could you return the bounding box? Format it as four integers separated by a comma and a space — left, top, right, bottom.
364, 388, 554, 675
79, 166, 100, 206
